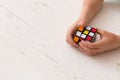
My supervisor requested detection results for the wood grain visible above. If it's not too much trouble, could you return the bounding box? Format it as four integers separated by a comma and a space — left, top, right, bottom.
0, 0, 120, 80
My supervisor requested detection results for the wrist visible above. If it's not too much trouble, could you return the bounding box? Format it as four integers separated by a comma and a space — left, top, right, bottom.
77, 18, 89, 25
78, 0, 104, 25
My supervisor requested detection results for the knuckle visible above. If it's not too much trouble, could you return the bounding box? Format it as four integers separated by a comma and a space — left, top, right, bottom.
89, 45, 96, 48
85, 48, 92, 53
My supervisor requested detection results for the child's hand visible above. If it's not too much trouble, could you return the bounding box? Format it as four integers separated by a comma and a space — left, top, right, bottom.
79, 28, 120, 55
66, 20, 86, 47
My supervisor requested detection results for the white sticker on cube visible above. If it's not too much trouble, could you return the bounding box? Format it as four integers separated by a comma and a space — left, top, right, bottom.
81, 34, 86, 39
86, 26, 91, 30
89, 32, 94, 36
76, 31, 82, 37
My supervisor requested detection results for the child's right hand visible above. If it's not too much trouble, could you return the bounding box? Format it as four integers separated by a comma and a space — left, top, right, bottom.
66, 20, 87, 47
79, 28, 120, 55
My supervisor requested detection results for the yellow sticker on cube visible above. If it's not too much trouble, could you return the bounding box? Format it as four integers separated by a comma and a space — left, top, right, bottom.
83, 30, 89, 35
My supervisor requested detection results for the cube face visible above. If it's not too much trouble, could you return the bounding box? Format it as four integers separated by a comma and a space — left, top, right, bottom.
73, 25, 97, 44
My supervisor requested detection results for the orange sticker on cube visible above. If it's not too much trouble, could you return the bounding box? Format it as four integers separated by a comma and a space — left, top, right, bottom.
73, 36, 79, 43
78, 26, 84, 31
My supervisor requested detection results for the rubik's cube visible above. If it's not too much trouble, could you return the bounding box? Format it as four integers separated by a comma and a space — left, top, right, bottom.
73, 25, 97, 44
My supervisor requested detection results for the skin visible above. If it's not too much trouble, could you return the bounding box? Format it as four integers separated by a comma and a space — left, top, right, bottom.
66, 0, 120, 55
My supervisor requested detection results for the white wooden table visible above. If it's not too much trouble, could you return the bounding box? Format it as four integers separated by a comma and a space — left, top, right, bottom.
0, 0, 120, 80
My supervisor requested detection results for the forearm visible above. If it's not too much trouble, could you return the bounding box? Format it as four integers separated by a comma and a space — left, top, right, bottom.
79, 0, 104, 24
118, 35, 120, 46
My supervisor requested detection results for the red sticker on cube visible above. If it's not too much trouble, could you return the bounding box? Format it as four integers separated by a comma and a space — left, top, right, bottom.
91, 28, 97, 33
86, 36, 92, 41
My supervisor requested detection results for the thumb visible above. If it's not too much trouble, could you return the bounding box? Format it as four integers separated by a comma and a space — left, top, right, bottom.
96, 28, 105, 35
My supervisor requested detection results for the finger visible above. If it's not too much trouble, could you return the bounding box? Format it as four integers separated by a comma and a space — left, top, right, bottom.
78, 46, 91, 55
78, 45, 95, 55
80, 40, 103, 48
80, 41, 99, 49
66, 34, 78, 47
66, 25, 79, 47
96, 28, 105, 35
79, 42, 100, 55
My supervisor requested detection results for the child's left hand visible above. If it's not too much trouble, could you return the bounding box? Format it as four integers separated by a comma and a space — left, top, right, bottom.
79, 28, 120, 55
